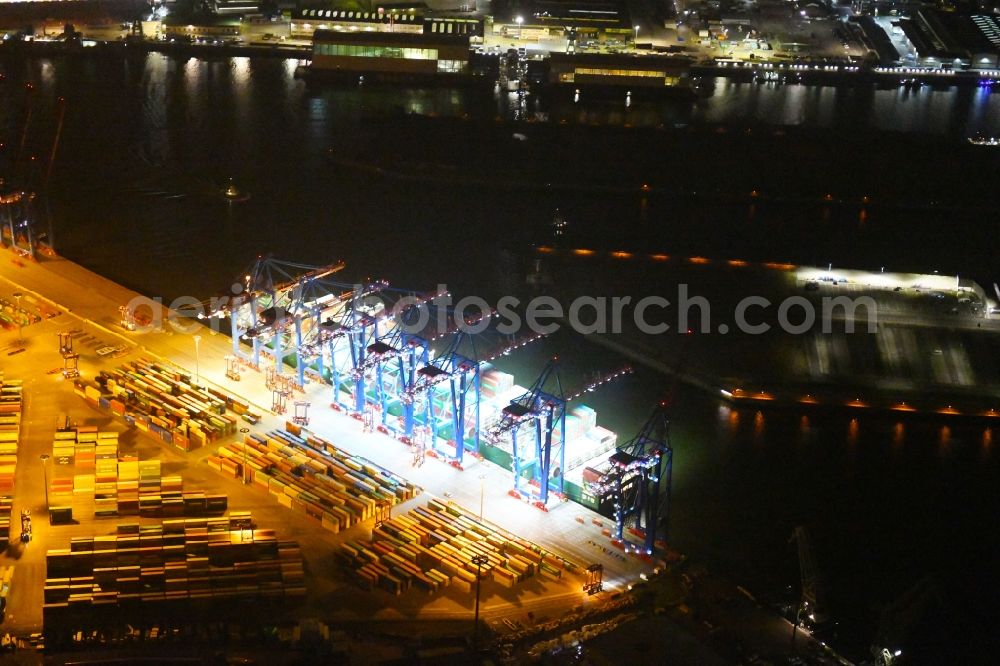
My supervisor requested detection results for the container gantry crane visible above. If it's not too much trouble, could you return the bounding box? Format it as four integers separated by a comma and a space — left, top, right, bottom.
790, 526, 829, 627
204, 255, 346, 380
587, 402, 672, 555
585, 330, 692, 553
351, 324, 430, 441
292, 278, 389, 403
0, 87, 62, 259
0, 188, 38, 257
405, 329, 554, 466
487, 360, 633, 507
487, 359, 566, 506
341, 287, 458, 437
404, 332, 481, 464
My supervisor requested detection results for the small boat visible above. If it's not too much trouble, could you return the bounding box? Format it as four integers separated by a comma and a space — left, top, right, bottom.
968, 135, 1000, 147
551, 209, 568, 237
222, 178, 250, 202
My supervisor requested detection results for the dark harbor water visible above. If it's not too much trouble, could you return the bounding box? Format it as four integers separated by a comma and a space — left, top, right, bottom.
2, 52, 999, 661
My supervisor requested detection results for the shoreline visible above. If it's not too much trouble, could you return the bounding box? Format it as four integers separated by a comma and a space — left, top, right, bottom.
3, 36, 1000, 91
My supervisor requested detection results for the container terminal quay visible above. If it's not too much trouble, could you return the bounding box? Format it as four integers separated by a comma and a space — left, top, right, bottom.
0, 243, 872, 663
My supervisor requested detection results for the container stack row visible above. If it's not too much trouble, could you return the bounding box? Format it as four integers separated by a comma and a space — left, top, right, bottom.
49, 429, 227, 522
76, 358, 254, 452
43, 513, 305, 624
51, 427, 118, 469
208, 426, 418, 534
0, 376, 22, 497
340, 499, 572, 596
0, 296, 42, 328
0, 495, 12, 546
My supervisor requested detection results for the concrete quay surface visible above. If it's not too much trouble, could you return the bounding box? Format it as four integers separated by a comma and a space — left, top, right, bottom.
0, 251, 658, 638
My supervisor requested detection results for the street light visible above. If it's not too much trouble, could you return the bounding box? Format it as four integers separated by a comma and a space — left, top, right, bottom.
13, 292, 22, 343
40, 454, 50, 511
239, 427, 250, 484
193, 334, 201, 386
634, 25, 640, 47
471, 553, 489, 647
515, 15, 523, 40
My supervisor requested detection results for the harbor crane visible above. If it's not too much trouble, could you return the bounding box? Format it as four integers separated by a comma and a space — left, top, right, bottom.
0, 188, 39, 257
790, 526, 829, 629
345, 300, 497, 448
585, 330, 692, 553
487, 359, 566, 506
587, 402, 673, 555
0, 89, 64, 258
351, 323, 430, 441
487, 359, 632, 506
404, 332, 481, 464
204, 255, 346, 381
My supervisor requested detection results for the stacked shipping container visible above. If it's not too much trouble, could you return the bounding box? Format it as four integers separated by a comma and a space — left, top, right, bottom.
76, 359, 251, 451
340, 499, 576, 595
0, 376, 22, 544
49, 428, 227, 521
208, 425, 418, 534
43, 513, 305, 625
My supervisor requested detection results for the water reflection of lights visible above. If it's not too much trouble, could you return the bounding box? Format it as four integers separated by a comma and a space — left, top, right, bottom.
184, 57, 201, 89
231, 56, 251, 84
40, 61, 54, 87
892, 422, 905, 448
721, 406, 739, 433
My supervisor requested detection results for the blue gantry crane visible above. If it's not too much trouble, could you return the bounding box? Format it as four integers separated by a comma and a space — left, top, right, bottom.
487, 359, 567, 506
404, 332, 481, 464
487, 360, 633, 507
0, 88, 64, 259
351, 323, 430, 441
585, 332, 691, 553
209, 255, 347, 379
302, 279, 390, 412
0, 188, 39, 257
596, 403, 673, 555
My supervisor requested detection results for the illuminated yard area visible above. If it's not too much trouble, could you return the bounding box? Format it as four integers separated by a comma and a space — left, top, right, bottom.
0, 254, 665, 660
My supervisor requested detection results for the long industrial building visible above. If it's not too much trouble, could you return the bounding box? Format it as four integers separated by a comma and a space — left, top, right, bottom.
548, 52, 693, 89
292, 7, 483, 43
896, 9, 1000, 70
311, 29, 472, 76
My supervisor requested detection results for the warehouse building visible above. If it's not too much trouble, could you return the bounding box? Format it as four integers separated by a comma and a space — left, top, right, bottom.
161, 14, 242, 41
491, 0, 633, 45
897, 9, 1000, 70
311, 29, 471, 76
292, 7, 482, 42
547, 52, 692, 88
